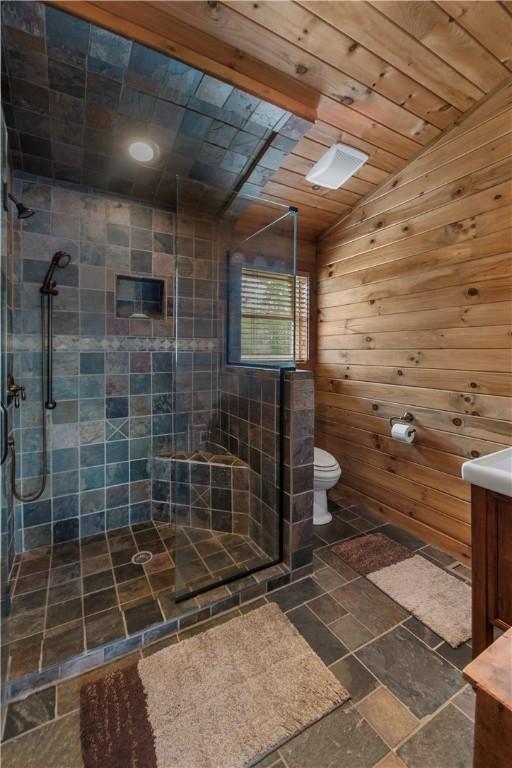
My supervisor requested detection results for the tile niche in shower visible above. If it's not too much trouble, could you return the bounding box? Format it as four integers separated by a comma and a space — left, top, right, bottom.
116, 275, 165, 320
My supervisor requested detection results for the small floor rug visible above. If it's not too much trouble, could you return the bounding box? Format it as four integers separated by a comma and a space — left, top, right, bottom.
80, 603, 349, 768
331, 532, 413, 575
368, 554, 471, 648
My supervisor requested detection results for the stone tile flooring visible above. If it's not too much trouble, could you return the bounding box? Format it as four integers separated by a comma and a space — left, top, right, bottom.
3, 521, 272, 684
1, 495, 475, 767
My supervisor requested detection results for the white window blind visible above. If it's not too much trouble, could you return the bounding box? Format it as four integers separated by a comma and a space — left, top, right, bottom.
295, 271, 309, 363
240, 269, 309, 363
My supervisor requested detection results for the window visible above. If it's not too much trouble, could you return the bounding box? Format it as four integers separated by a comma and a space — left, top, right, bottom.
240, 269, 310, 363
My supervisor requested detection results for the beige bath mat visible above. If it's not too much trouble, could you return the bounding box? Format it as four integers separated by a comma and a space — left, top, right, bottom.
368, 555, 471, 648
80, 602, 349, 768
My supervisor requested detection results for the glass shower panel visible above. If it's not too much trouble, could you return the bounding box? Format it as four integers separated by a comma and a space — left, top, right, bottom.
0, 116, 12, 618
173, 175, 225, 599
173, 183, 297, 600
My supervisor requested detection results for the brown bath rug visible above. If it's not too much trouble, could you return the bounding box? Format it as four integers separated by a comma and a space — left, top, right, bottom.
80, 603, 349, 768
331, 532, 413, 575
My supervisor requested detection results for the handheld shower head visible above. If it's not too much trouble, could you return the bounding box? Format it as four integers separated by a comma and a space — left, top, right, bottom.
40, 251, 72, 295
53, 252, 71, 269
8, 192, 35, 219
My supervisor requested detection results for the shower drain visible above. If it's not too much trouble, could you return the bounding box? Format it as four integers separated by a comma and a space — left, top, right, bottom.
131, 551, 153, 565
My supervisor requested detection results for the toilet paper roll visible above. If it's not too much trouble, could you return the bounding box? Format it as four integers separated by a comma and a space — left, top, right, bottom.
391, 422, 416, 444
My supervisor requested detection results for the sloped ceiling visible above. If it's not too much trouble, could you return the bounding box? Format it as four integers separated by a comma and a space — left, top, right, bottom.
152, 0, 512, 238
8, 0, 512, 237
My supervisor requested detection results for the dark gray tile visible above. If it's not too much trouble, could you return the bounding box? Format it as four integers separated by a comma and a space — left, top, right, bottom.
420, 545, 456, 568
280, 703, 388, 768
42, 620, 84, 667
403, 616, 442, 648
3, 687, 55, 741
83, 587, 117, 616
314, 546, 358, 581
0, 711, 82, 768
357, 627, 464, 718
332, 577, 408, 636
85, 608, 125, 649
452, 685, 476, 722
83, 569, 114, 593
287, 605, 348, 665
398, 704, 473, 768
45, 598, 82, 629
436, 641, 473, 670
307, 593, 348, 624
267, 577, 323, 612
123, 598, 163, 634
330, 655, 379, 702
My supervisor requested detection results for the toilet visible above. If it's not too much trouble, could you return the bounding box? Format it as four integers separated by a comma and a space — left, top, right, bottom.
313, 447, 342, 525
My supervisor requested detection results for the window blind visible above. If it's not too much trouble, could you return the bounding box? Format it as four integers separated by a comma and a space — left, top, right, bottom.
295, 272, 309, 363
240, 269, 309, 363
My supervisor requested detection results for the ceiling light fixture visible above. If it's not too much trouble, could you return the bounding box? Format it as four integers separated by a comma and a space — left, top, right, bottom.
305, 143, 368, 189
128, 140, 156, 163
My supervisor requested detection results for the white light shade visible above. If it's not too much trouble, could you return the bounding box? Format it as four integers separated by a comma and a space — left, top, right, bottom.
129, 141, 155, 162
305, 143, 368, 189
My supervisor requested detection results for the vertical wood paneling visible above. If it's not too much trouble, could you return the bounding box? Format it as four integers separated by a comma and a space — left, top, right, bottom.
316, 79, 512, 562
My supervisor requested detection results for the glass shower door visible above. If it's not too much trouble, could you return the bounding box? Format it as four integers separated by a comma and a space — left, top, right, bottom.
173, 175, 227, 598
0, 115, 12, 617
173, 180, 297, 600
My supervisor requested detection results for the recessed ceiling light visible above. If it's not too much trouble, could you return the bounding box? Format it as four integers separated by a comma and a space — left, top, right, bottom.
128, 141, 156, 163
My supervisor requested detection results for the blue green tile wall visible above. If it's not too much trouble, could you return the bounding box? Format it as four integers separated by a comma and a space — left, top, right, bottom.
10, 173, 220, 551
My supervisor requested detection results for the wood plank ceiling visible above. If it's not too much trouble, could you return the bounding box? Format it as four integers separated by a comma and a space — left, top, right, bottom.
53, 1, 512, 240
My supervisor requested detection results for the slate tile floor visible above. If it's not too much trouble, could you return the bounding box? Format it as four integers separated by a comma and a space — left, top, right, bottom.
1, 494, 475, 767
3, 521, 272, 684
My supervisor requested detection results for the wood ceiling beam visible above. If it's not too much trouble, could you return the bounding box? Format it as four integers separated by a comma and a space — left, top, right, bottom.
49, 1, 319, 122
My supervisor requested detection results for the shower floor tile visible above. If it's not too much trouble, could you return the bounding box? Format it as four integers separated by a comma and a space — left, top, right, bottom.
3, 521, 273, 685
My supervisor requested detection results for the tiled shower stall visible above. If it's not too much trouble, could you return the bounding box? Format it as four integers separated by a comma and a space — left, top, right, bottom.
9, 177, 221, 552
4, 173, 313, 576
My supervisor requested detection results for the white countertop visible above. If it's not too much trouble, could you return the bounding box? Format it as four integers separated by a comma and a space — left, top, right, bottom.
462, 447, 512, 497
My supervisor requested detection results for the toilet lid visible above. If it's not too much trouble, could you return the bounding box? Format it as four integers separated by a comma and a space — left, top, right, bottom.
314, 447, 339, 470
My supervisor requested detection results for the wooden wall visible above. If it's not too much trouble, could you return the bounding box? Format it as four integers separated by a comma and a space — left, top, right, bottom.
316, 78, 512, 562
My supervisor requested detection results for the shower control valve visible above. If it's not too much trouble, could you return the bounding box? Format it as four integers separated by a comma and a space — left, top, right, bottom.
7, 376, 26, 408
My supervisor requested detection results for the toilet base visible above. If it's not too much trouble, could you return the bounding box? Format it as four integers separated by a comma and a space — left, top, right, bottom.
313, 489, 333, 526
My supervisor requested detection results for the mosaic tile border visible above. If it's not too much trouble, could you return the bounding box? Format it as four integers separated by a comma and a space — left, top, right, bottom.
10, 334, 217, 353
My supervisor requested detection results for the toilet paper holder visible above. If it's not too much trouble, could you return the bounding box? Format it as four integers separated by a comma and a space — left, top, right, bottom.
389, 412, 414, 427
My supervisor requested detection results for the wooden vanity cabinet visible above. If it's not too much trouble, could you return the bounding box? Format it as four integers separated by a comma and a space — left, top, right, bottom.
471, 485, 512, 658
